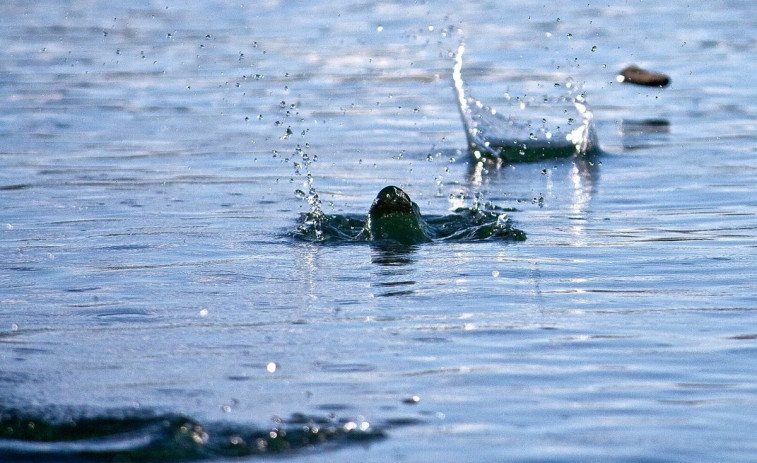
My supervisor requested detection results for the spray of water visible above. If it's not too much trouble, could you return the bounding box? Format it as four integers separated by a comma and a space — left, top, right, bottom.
452, 43, 598, 162
293, 144, 324, 240
272, 96, 326, 240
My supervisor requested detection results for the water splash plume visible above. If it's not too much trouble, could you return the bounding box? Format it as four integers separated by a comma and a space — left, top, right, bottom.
453, 44, 598, 162
292, 144, 325, 240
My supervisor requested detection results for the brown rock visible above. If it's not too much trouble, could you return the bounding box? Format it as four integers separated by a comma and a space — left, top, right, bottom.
618, 65, 670, 87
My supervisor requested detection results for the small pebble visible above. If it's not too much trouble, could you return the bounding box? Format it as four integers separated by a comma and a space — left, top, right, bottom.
617, 65, 670, 87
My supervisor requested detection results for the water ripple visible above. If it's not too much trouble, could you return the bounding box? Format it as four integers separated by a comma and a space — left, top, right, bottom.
0, 408, 386, 461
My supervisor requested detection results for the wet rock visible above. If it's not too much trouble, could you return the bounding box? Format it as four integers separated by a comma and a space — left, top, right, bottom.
617, 65, 670, 87
366, 186, 433, 245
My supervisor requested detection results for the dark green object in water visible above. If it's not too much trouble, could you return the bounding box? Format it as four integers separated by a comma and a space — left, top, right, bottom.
292, 186, 526, 244
365, 186, 433, 245
0, 408, 385, 461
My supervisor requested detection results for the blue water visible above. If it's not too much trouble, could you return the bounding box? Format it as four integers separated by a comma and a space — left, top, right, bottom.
2, 1, 757, 461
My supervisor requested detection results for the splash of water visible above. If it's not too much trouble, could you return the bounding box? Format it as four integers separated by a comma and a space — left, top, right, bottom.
292, 144, 325, 240
453, 44, 598, 162
274, 97, 326, 240
292, 204, 525, 245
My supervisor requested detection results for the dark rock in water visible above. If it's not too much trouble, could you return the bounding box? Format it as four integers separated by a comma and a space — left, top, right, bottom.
366, 186, 433, 245
369, 186, 418, 219
618, 65, 670, 87
292, 186, 526, 245
0, 407, 386, 461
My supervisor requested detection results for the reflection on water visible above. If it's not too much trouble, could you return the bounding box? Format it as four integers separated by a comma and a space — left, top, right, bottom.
566, 156, 600, 245
371, 245, 417, 297
620, 119, 671, 150
467, 154, 600, 246
371, 245, 417, 267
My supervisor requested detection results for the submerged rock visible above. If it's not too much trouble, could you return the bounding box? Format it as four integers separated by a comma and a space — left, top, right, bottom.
617, 65, 670, 87
365, 186, 433, 245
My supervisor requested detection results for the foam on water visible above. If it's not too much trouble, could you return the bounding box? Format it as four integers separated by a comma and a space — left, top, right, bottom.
453, 44, 599, 162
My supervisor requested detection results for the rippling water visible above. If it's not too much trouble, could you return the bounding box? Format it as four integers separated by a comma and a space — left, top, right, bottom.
2, 1, 757, 462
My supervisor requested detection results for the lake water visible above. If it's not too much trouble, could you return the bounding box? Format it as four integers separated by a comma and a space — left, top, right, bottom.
1, 1, 756, 461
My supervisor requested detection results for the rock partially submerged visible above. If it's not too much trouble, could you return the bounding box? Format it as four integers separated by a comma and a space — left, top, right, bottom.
617, 65, 670, 87
292, 186, 526, 245
365, 186, 433, 245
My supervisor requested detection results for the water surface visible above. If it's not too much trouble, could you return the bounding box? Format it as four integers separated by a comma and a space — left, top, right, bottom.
2, 1, 756, 462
